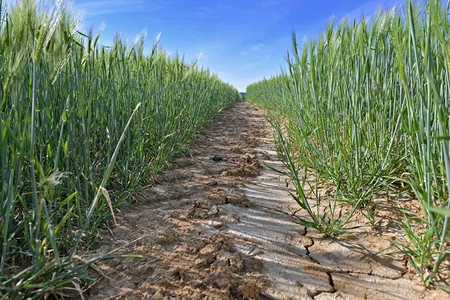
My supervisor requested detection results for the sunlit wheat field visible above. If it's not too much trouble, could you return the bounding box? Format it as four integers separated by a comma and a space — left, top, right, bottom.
0, 0, 239, 297
248, 0, 449, 289
1, 0, 449, 298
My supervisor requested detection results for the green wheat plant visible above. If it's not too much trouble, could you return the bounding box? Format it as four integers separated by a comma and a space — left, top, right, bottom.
0, 0, 240, 297
248, 0, 449, 288
267, 117, 362, 237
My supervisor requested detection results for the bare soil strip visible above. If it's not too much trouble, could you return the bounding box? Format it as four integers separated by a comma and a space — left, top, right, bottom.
86, 102, 448, 300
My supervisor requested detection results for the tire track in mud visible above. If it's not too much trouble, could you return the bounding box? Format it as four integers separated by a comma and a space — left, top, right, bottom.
86, 102, 448, 300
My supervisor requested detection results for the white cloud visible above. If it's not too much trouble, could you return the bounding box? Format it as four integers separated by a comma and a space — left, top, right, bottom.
73, 0, 146, 18
251, 43, 264, 51
240, 43, 264, 56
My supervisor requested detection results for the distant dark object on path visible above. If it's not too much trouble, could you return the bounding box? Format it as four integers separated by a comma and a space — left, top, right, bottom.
210, 155, 228, 162
240, 92, 246, 102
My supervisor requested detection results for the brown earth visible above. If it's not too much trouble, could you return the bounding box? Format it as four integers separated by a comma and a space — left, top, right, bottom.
82, 102, 449, 300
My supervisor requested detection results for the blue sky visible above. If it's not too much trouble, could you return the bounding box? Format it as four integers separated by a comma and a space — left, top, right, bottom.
9, 0, 403, 91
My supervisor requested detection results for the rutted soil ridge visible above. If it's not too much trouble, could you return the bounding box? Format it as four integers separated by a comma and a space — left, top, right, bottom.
86, 102, 447, 300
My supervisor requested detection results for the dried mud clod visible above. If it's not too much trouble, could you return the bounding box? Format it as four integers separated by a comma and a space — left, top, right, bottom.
239, 281, 261, 300
244, 256, 265, 273
222, 154, 262, 177
209, 191, 252, 207
150, 228, 178, 246
194, 235, 266, 299
188, 189, 252, 219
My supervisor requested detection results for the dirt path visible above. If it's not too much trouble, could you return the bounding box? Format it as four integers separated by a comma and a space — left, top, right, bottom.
86, 102, 448, 300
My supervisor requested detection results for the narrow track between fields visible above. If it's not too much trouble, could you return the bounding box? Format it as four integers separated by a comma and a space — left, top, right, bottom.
86, 102, 447, 300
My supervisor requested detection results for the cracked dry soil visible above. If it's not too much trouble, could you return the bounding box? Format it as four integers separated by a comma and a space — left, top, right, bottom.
86, 102, 448, 300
